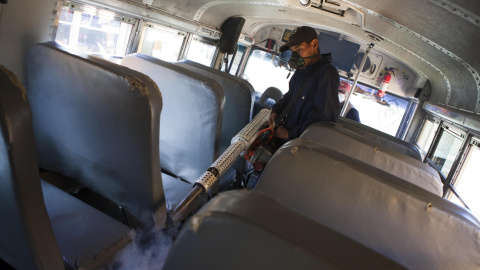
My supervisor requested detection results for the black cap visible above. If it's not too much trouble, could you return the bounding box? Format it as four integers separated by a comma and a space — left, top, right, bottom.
279, 26, 318, 52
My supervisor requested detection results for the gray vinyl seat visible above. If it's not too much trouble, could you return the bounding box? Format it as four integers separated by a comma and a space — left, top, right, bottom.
253, 87, 283, 117
122, 54, 225, 184
0, 66, 132, 269
26, 42, 189, 228
256, 138, 480, 269
338, 116, 422, 160
258, 87, 283, 105
175, 59, 254, 153
301, 122, 443, 195
163, 191, 405, 270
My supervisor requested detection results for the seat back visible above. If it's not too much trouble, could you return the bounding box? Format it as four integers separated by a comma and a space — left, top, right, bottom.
175, 59, 254, 153
256, 139, 480, 269
338, 117, 422, 160
27, 42, 165, 228
253, 87, 283, 117
258, 87, 283, 106
301, 122, 442, 195
0, 66, 64, 269
122, 54, 224, 183
164, 191, 405, 270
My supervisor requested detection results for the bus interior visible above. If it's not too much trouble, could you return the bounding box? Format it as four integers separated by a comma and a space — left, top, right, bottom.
1, 0, 480, 269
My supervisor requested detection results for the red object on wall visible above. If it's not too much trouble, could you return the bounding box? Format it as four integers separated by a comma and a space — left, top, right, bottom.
377, 71, 392, 97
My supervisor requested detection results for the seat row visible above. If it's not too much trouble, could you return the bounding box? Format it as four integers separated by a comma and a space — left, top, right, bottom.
0, 41, 254, 269
26, 41, 255, 228
165, 114, 480, 268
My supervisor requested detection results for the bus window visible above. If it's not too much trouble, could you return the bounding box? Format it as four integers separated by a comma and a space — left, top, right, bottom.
448, 139, 480, 215
342, 79, 410, 137
429, 126, 465, 177
228, 45, 246, 76
137, 24, 186, 62
415, 118, 440, 159
186, 37, 217, 66
243, 48, 290, 96
55, 4, 135, 57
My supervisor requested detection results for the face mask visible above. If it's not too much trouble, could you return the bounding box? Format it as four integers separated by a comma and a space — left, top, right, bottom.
338, 93, 345, 103
288, 51, 320, 69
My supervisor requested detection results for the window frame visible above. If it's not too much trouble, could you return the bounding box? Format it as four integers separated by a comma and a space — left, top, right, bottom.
54, 1, 138, 57
414, 116, 441, 160
183, 35, 219, 67
136, 22, 188, 62
396, 98, 418, 140
445, 136, 480, 209
426, 122, 468, 195
242, 45, 296, 95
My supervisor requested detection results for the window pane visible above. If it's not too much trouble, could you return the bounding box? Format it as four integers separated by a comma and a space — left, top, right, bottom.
59, 7, 74, 22
138, 27, 185, 62
228, 45, 246, 76
186, 39, 216, 66
243, 49, 291, 95
431, 131, 464, 176
55, 6, 134, 56
340, 79, 410, 136
449, 144, 480, 216
416, 119, 439, 157
56, 23, 72, 45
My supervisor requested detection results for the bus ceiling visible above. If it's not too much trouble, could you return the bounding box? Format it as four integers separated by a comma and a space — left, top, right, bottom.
185, 0, 479, 114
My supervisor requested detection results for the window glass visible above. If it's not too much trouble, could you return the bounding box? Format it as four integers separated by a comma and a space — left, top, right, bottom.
449, 143, 480, 216
340, 78, 410, 136
56, 5, 134, 56
186, 38, 216, 66
431, 130, 464, 176
243, 49, 291, 95
416, 119, 439, 157
138, 26, 185, 62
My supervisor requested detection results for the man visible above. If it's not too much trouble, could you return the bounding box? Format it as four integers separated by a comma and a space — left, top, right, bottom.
269, 26, 340, 141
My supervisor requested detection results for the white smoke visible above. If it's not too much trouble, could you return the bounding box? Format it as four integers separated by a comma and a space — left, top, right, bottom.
109, 224, 181, 270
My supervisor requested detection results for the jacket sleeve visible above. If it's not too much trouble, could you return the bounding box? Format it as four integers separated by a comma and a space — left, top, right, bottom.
271, 72, 297, 115
288, 65, 340, 139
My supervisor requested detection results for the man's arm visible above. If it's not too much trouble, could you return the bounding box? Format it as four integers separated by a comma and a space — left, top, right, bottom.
271, 71, 298, 115
269, 72, 297, 126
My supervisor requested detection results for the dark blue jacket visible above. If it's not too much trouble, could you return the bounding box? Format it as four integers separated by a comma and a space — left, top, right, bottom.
272, 53, 340, 139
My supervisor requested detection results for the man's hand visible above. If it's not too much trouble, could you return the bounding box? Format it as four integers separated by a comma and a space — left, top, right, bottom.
268, 112, 278, 127
275, 126, 289, 140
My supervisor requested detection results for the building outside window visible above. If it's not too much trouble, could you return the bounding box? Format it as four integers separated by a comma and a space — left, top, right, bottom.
186, 37, 217, 66
56, 4, 135, 57
138, 24, 186, 62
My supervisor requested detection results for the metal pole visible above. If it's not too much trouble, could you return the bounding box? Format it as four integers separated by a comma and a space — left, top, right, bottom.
213, 52, 225, 70
340, 43, 374, 117
236, 46, 251, 77
170, 185, 204, 224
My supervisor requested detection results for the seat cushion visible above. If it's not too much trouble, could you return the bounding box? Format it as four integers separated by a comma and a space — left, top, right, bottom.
41, 180, 133, 269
